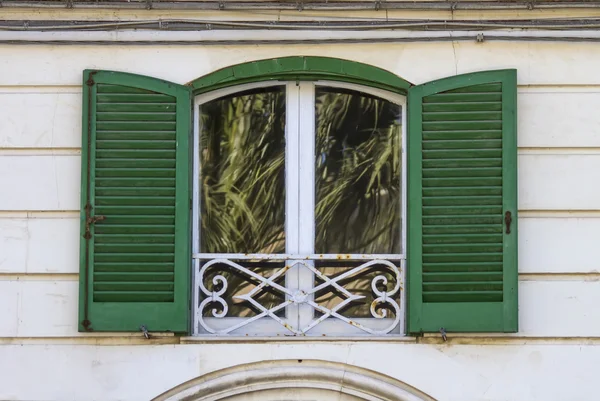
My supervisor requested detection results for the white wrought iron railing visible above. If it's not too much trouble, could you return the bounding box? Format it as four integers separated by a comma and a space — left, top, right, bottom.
193, 254, 404, 336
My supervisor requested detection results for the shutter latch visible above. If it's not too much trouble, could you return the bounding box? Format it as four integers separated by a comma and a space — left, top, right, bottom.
504, 211, 512, 234
84, 213, 106, 239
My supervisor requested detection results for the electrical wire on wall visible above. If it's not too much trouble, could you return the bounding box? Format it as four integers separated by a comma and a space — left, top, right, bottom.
5, 19, 600, 31
4, 1, 600, 11
4, 1, 600, 44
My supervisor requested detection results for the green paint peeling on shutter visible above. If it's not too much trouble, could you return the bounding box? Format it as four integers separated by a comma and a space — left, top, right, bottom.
407, 70, 518, 333
78, 70, 191, 333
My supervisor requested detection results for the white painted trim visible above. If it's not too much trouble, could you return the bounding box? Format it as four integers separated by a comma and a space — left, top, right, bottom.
286, 81, 302, 328
3, 29, 600, 42
297, 82, 316, 329
197, 81, 285, 104
192, 90, 201, 335
152, 360, 437, 401
193, 253, 404, 260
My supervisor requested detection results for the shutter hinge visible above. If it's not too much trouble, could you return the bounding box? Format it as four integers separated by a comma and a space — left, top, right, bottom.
504, 211, 512, 234
83, 203, 105, 239
86, 77, 95, 87
82, 319, 94, 332
140, 325, 151, 339
439, 327, 448, 342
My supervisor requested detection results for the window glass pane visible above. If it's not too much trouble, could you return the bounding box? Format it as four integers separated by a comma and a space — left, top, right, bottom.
199, 86, 286, 254
315, 87, 402, 254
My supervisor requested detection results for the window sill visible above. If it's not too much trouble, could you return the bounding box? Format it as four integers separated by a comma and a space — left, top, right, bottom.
179, 335, 418, 344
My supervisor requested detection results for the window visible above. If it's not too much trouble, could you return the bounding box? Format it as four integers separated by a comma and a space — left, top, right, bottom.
193, 82, 406, 335
78, 57, 518, 337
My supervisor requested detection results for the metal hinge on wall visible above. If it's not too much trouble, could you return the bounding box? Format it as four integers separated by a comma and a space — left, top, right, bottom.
83, 203, 105, 239
140, 325, 151, 339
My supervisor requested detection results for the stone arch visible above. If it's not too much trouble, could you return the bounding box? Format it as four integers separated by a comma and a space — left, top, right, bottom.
152, 360, 437, 401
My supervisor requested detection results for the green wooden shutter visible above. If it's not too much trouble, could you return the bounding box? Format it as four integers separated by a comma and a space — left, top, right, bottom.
407, 70, 517, 333
78, 70, 191, 333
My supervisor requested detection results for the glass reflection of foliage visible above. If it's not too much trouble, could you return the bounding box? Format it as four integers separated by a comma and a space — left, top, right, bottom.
315, 88, 402, 254
200, 86, 286, 254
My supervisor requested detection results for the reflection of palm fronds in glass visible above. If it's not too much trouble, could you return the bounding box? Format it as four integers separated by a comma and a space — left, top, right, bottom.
200, 88, 286, 254
315, 89, 401, 254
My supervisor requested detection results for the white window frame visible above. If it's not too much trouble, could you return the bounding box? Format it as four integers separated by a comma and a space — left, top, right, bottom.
192, 80, 407, 336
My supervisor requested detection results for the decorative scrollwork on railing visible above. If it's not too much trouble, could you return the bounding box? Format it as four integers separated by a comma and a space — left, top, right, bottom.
197, 258, 402, 335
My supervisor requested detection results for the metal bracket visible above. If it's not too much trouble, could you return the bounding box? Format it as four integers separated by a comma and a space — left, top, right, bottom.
66, 0, 73, 9
145, 0, 152, 10
83, 205, 105, 240
140, 325, 151, 339
504, 211, 513, 234
374, 1, 381, 11
296, 2, 304, 11
439, 327, 447, 342
476, 33, 485, 43
82, 319, 94, 332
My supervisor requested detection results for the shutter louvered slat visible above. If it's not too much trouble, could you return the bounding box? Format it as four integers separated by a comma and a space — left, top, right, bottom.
94, 83, 178, 304
408, 69, 517, 333
421, 83, 504, 305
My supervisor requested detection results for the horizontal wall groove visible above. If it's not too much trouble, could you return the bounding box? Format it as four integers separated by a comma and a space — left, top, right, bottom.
0, 85, 81, 93
2, 272, 599, 282
519, 210, 600, 218
0, 148, 81, 156
0, 273, 78, 281
0, 211, 79, 218
519, 273, 600, 281
1, 335, 600, 346
2, 147, 600, 155
1, 210, 600, 219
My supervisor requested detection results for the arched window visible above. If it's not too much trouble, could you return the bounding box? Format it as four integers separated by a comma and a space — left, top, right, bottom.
78, 57, 518, 337
194, 81, 406, 335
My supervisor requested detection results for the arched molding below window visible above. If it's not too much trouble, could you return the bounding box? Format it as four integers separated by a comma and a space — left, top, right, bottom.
152, 360, 437, 401
187, 56, 412, 96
